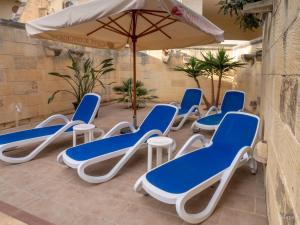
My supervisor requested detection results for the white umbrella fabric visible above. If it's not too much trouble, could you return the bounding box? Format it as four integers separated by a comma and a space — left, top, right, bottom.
26, 0, 224, 127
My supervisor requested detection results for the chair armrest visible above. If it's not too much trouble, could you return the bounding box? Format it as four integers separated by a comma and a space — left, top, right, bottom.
103, 121, 136, 138
175, 134, 209, 158
132, 129, 163, 149
205, 106, 219, 116
36, 114, 70, 128
188, 105, 201, 116
93, 128, 106, 140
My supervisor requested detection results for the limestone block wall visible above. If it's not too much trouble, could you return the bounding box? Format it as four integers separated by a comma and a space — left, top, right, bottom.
233, 40, 263, 114
116, 48, 233, 105
260, 0, 300, 224
0, 21, 117, 128
0, 20, 237, 129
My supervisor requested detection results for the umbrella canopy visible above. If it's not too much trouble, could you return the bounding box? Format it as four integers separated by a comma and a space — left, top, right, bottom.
26, 0, 224, 126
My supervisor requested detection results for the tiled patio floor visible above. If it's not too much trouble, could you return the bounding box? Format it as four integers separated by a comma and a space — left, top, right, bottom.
0, 103, 268, 225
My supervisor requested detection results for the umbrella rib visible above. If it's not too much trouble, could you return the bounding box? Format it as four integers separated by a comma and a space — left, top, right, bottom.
86, 12, 129, 37
138, 12, 171, 39
138, 20, 177, 39
96, 19, 129, 37
108, 16, 131, 36
126, 16, 133, 44
137, 14, 173, 37
141, 11, 177, 21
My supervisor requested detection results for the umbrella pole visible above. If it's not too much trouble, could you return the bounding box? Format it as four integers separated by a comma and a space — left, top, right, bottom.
132, 38, 137, 128
131, 10, 138, 128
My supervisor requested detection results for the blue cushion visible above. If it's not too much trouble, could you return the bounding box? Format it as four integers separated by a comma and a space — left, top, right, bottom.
195, 91, 244, 126
0, 125, 73, 145
221, 91, 244, 113
212, 113, 258, 149
66, 132, 143, 161
66, 105, 177, 161
72, 94, 99, 123
139, 105, 177, 134
196, 113, 224, 126
179, 89, 202, 115
146, 113, 259, 194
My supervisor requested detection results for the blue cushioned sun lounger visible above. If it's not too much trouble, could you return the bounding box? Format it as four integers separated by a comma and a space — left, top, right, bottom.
58, 104, 178, 184
192, 90, 245, 131
135, 112, 260, 224
0, 93, 101, 164
170, 88, 202, 130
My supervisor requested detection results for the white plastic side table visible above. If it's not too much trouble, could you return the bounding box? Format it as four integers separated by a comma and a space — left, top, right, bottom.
73, 124, 95, 146
147, 136, 174, 171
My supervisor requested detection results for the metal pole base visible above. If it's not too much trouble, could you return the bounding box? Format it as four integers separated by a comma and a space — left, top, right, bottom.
133, 115, 138, 129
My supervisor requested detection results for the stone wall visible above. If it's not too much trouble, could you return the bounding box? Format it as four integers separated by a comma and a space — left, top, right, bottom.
233, 39, 263, 114
0, 20, 118, 128
260, 0, 300, 224
0, 20, 240, 128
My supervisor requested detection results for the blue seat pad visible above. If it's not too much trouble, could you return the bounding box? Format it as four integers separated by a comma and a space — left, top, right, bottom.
0, 125, 72, 145
196, 113, 225, 126
146, 144, 236, 194
66, 104, 177, 162
146, 113, 258, 194
66, 131, 146, 161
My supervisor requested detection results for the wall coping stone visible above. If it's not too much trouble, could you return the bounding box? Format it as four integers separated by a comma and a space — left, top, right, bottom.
0, 19, 25, 29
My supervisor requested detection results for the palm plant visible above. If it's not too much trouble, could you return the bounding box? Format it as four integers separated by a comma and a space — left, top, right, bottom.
174, 57, 210, 108
48, 51, 115, 108
113, 78, 158, 108
203, 48, 245, 106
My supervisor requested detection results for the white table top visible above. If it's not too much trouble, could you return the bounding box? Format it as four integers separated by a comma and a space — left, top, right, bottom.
147, 136, 173, 147
73, 124, 95, 131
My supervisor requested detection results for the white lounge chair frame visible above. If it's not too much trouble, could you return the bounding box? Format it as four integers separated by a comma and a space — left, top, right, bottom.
192, 90, 245, 131
58, 104, 179, 184
0, 93, 101, 164
171, 88, 202, 131
135, 112, 259, 224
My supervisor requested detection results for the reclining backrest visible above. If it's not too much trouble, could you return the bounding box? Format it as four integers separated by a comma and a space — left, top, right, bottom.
221, 91, 245, 113
180, 88, 202, 111
212, 112, 259, 153
139, 104, 178, 135
72, 93, 101, 123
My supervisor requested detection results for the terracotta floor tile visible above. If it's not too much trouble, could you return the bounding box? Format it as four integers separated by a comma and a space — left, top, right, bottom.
219, 190, 255, 213
115, 204, 183, 225
24, 199, 80, 225
0, 212, 27, 225
219, 208, 268, 225
255, 197, 267, 216
0, 103, 268, 225
0, 187, 38, 209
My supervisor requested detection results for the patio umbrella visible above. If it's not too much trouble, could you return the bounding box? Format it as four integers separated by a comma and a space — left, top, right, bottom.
26, 0, 224, 127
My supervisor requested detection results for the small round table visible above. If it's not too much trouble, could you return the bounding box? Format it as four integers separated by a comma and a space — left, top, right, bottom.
73, 124, 95, 146
147, 136, 174, 171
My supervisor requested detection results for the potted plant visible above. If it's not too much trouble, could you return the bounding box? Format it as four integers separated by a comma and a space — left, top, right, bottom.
48, 51, 115, 109
113, 78, 158, 108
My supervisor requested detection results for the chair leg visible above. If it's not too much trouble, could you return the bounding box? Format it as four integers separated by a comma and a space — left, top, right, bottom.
249, 158, 258, 175
171, 115, 188, 131
175, 147, 250, 224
